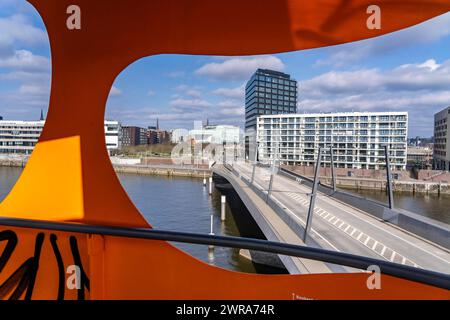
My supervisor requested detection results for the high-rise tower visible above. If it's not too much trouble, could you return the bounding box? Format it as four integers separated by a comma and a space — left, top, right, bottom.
244, 69, 298, 157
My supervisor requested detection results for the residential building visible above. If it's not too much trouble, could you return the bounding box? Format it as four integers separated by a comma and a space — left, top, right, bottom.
256, 111, 408, 170
0, 120, 45, 155
147, 128, 158, 145
146, 119, 171, 144
104, 120, 121, 150
245, 69, 297, 157
433, 106, 450, 171
121, 126, 147, 146
0, 119, 121, 154
147, 128, 171, 144
157, 130, 171, 144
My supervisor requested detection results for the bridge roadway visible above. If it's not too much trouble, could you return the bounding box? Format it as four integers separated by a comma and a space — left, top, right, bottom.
213, 162, 450, 275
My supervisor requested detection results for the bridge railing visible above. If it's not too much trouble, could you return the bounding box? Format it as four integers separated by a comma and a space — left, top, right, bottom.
279, 167, 450, 250
1, 216, 448, 290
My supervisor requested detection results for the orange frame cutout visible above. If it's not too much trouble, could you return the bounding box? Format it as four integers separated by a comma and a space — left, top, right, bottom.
0, 0, 449, 300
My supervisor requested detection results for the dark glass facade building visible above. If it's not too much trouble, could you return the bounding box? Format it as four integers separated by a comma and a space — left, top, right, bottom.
245, 69, 297, 157
245, 69, 297, 130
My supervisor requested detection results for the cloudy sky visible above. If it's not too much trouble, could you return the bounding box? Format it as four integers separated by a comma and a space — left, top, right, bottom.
1, 1, 450, 137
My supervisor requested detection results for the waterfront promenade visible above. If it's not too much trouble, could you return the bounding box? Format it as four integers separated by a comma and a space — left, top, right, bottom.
113, 163, 210, 178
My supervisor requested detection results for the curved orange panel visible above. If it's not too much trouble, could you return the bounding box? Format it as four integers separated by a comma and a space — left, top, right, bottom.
0, 0, 449, 300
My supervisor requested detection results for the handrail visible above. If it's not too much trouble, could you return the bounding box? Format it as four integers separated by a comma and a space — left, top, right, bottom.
0, 216, 449, 290
279, 167, 388, 206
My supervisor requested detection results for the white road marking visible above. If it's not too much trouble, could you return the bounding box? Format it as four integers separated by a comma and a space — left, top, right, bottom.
390, 251, 396, 262
232, 164, 429, 268
372, 241, 379, 251
302, 182, 450, 265
281, 203, 341, 252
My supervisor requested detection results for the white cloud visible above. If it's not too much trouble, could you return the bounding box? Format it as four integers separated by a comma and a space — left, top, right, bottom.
213, 84, 245, 100
0, 80, 49, 115
302, 59, 450, 96
0, 49, 50, 71
417, 59, 440, 71
185, 89, 201, 98
170, 98, 212, 110
219, 107, 244, 116
195, 56, 285, 81
0, 12, 51, 120
147, 89, 156, 96
0, 14, 48, 52
18, 84, 48, 95
0, 51, 50, 119
107, 95, 246, 129
109, 86, 122, 96
299, 59, 450, 136
0, 70, 49, 82
217, 100, 242, 109
315, 12, 450, 67
174, 84, 203, 98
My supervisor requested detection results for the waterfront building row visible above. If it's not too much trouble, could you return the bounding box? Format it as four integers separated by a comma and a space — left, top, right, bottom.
0, 120, 121, 154
256, 112, 408, 170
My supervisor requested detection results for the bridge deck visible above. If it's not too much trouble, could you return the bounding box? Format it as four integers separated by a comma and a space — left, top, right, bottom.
213, 165, 336, 274
214, 162, 450, 275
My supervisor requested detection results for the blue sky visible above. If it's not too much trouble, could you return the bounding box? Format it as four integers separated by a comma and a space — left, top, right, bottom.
1, 1, 450, 137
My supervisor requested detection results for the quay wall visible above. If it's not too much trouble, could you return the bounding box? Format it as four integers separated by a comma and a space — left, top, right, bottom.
0, 157, 211, 178
283, 165, 450, 195
113, 164, 211, 178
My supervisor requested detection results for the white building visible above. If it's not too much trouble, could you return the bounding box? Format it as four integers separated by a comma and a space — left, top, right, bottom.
189, 125, 240, 144
104, 120, 121, 150
433, 106, 450, 171
256, 112, 408, 170
171, 128, 189, 143
0, 120, 45, 155
0, 119, 121, 155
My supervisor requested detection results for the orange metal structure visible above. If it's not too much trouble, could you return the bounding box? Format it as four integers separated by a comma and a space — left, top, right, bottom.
0, 0, 449, 300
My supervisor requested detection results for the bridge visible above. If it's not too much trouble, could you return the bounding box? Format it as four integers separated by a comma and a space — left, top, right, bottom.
212, 161, 450, 275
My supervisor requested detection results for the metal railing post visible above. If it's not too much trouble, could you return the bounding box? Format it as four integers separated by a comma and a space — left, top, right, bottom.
266, 156, 276, 203
222, 141, 226, 165
384, 145, 394, 209
251, 142, 258, 185
266, 137, 280, 203
304, 147, 322, 243
330, 146, 336, 192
